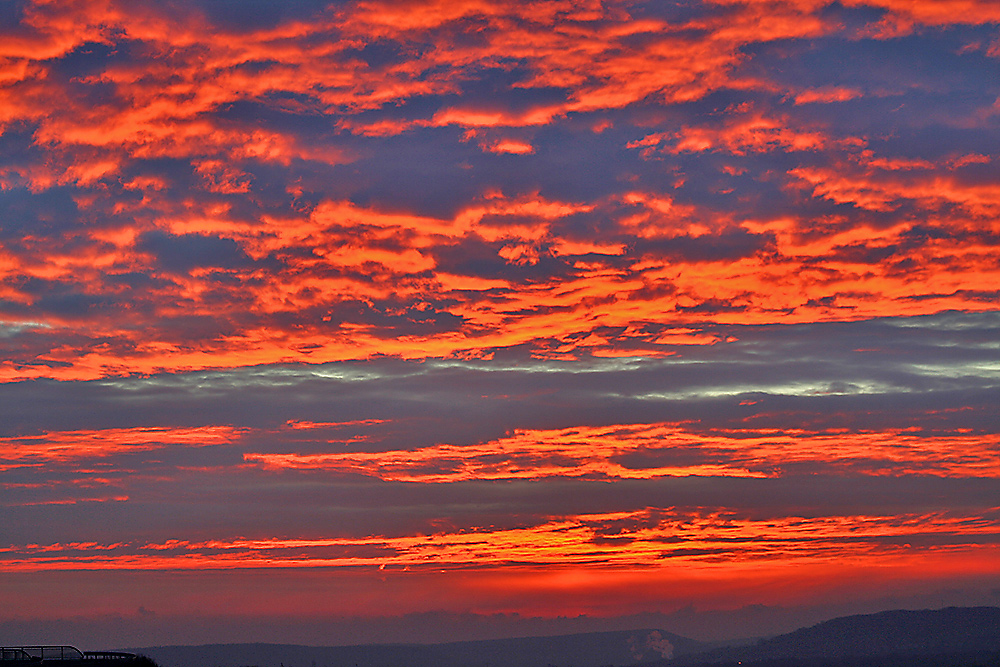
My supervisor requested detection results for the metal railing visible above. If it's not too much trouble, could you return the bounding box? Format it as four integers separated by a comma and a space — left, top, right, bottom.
0, 648, 135, 663
82, 654, 136, 661
0, 650, 34, 662
1, 647, 84, 662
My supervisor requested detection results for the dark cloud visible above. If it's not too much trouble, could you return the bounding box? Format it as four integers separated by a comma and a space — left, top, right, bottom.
636, 228, 775, 262
135, 231, 258, 274
431, 240, 571, 282
145, 0, 338, 31
0, 186, 84, 237
322, 298, 466, 335
1, 310, 997, 434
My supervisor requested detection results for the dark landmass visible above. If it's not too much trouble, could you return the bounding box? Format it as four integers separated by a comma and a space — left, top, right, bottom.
130, 628, 705, 667
669, 606, 1000, 666
129, 607, 1000, 667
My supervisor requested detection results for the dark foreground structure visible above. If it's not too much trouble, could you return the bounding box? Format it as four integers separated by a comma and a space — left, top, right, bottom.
1, 647, 150, 667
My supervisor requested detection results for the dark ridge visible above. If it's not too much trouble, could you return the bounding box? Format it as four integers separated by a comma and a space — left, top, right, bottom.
131, 628, 706, 667
128, 608, 1000, 667
667, 606, 1000, 666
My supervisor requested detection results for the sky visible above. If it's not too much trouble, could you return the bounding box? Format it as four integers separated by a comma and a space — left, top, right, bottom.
1, 0, 1000, 649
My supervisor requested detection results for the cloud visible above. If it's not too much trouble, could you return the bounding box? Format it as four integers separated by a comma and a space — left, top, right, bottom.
243, 421, 1000, 481
1, 1, 998, 380
2, 0, 1000, 633
135, 231, 259, 274
0, 312, 996, 568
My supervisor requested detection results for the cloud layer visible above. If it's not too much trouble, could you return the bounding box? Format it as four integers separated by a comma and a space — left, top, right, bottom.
1, 0, 999, 379
1, 0, 999, 642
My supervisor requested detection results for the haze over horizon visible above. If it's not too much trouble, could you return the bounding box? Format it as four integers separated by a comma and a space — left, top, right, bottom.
1, 0, 999, 648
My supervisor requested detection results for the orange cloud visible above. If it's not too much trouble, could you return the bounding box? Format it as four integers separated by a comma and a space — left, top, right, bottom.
3, 0, 1000, 633
243, 422, 1000, 481
3, 178, 998, 382
789, 161, 1000, 217
846, 0, 1000, 31
629, 111, 849, 156
483, 139, 535, 155
793, 87, 863, 104
3, 508, 997, 574
0, 0, 998, 384
0, 425, 243, 469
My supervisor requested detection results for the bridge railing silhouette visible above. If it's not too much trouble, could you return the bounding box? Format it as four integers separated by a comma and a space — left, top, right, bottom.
2, 647, 84, 662
0, 648, 138, 664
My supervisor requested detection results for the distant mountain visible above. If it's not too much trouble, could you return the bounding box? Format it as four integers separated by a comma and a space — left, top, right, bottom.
131, 628, 707, 667
671, 606, 1000, 666
131, 608, 1000, 667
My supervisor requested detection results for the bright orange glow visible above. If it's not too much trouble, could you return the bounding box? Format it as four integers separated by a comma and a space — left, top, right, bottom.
484, 139, 536, 155
242, 423, 1000, 481
0, 426, 243, 469
2, 509, 997, 574
632, 112, 837, 156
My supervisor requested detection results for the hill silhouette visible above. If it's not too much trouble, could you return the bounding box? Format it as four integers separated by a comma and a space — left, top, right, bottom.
133, 628, 705, 667
131, 607, 1000, 667
670, 606, 1000, 666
